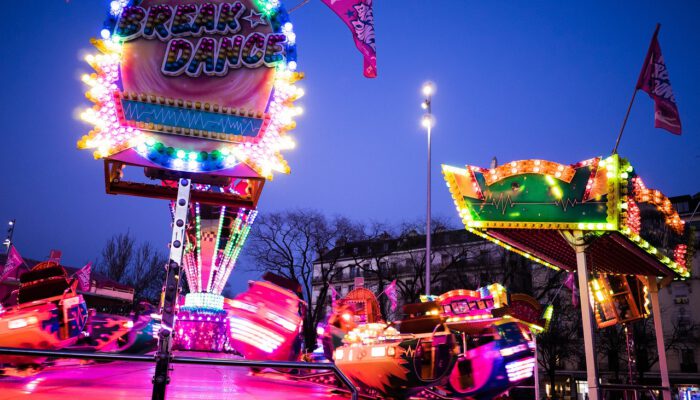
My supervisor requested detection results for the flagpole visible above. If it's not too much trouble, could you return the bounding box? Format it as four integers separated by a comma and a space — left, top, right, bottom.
289, 0, 310, 13
612, 88, 639, 154
612, 23, 661, 154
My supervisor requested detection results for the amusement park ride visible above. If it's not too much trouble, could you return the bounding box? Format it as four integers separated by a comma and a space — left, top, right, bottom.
0, 1, 694, 400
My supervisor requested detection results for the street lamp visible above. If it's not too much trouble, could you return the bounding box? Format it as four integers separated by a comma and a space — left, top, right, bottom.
5, 219, 16, 253
421, 81, 435, 297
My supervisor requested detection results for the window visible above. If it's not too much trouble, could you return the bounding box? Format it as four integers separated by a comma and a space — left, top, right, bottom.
348, 266, 356, 278
681, 349, 697, 373
378, 261, 387, 274
676, 202, 689, 213
348, 284, 354, 292
353, 247, 359, 255
382, 243, 389, 252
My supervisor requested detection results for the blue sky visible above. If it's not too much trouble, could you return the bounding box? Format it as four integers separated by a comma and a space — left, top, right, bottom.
1, 1, 698, 293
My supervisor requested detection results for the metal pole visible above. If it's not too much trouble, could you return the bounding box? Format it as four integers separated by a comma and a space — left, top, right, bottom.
426, 111, 431, 297
648, 277, 672, 400
570, 232, 601, 400
4, 219, 15, 253
533, 332, 541, 400
152, 178, 191, 400
612, 89, 638, 154
422, 85, 433, 298
625, 324, 638, 400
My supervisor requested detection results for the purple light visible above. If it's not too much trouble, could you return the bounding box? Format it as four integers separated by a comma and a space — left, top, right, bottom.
173, 309, 229, 352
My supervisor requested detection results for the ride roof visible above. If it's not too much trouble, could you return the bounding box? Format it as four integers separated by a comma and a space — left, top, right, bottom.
442, 154, 691, 279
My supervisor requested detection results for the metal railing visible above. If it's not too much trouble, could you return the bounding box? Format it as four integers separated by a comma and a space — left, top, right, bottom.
0, 347, 358, 400
600, 383, 671, 400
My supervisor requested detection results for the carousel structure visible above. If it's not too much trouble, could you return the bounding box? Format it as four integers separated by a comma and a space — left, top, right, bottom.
443, 154, 694, 400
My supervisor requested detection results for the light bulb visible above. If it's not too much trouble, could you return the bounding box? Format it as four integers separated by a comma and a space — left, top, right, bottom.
421, 81, 435, 97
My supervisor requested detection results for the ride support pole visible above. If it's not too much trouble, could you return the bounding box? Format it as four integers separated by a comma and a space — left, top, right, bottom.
647, 277, 672, 400
564, 230, 601, 400
152, 178, 191, 400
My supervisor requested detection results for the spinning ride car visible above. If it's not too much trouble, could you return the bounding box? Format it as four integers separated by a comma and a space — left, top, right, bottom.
227, 273, 305, 361
0, 262, 88, 365
333, 284, 536, 399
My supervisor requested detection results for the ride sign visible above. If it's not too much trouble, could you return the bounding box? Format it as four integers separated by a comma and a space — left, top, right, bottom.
78, 0, 303, 179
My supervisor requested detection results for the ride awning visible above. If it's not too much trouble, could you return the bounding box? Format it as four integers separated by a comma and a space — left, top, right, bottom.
442, 154, 691, 279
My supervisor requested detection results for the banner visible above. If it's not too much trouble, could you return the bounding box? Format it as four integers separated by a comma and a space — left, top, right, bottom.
383, 279, 398, 311
330, 285, 339, 308
49, 249, 62, 264
564, 272, 578, 307
636, 25, 682, 134
321, 0, 377, 78
76, 262, 92, 292
1, 246, 24, 282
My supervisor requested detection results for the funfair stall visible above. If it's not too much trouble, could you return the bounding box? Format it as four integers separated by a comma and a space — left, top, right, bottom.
443, 154, 693, 400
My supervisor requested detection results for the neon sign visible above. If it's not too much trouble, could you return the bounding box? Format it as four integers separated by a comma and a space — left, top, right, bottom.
79, 0, 303, 178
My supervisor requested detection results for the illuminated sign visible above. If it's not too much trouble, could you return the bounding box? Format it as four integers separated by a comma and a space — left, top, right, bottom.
79, 0, 303, 178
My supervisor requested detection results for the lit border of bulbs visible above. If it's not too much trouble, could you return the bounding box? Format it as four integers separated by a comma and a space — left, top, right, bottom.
443, 155, 690, 278
78, 0, 303, 179
443, 157, 615, 231
182, 207, 258, 294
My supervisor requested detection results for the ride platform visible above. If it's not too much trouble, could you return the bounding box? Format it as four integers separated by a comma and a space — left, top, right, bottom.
0, 352, 346, 400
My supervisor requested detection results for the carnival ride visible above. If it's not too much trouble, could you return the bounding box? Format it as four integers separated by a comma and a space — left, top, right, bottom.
312, 285, 542, 399
442, 155, 694, 400
0, 262, 88, 369
69, 0, 305, 395
227, 272, 305, 361
172, 202, 258, 352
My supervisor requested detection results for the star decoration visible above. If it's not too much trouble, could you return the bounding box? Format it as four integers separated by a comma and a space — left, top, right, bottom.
243, 10, 267, 28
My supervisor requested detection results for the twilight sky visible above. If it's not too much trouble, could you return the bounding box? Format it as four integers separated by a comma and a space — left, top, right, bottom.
0, 1, 698, 293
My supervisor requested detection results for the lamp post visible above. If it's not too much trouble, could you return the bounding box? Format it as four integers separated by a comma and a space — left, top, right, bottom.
4, 219, 15, 253
421, 82, 435, 297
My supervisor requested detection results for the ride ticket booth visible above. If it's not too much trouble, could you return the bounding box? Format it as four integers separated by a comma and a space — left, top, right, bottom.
443, 155, 693, 400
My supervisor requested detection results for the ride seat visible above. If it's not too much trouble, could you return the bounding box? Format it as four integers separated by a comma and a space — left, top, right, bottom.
18, 276, 71, 304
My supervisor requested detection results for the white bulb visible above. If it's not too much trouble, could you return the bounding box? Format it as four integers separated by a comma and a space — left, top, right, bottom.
421, 81, 436, 97
100, 29, 111, 40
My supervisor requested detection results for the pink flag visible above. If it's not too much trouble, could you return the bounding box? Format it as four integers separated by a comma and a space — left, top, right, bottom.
321, 0, 377, 78
76, 262, 92, 292
384, 279, 398, 311
49, 249, 62, 264
330, 285, 339, 308
1, 246, 24, 282
564, 272, 579, 307
636, 25, 682, 134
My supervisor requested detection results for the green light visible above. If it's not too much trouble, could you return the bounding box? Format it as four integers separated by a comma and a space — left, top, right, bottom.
176, 149, 186, 159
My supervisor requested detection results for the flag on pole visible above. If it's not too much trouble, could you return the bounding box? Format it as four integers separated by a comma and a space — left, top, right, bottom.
330, 285, 339, 308
1, 246, 24, 282
75, 262, 92, 292
321, 0, 377, 78
383, 279, 398, 311
636, 25, 682, 134
49, 249, 62, 264
564, 272, 579, 307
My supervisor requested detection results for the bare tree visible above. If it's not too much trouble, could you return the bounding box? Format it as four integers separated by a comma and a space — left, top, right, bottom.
96, 232, 167, 304
535, 300, 583, 400
245, 209, 361, 351
99, 232, 135, 283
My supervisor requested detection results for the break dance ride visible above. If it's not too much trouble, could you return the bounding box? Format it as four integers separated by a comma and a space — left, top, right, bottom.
76, 0, 303, 397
